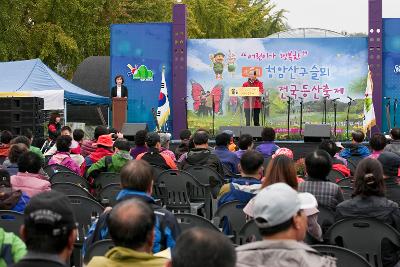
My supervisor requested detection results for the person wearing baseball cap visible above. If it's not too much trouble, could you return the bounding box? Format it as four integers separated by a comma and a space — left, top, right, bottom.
236, 183, 336, 267
13, 191, 78, 267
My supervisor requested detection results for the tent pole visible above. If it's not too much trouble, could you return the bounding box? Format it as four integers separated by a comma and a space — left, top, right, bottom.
107, 106, 110, 128
64, 100, 67, 125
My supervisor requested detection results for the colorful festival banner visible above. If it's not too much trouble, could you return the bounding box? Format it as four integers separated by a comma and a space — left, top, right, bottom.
187, 37, 368, 139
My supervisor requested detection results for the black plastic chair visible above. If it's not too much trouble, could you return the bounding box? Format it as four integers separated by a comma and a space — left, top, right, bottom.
238, 219, 261, 245
213, 200, 246, 244
222, 164, 240, 179
52, 182, 94, 199
0, 210, 24, 236
158, 170, 211, 218
94, 172, 120, 191
312, 245, 372, 267
175, 213, 220, 233
43, 164, 74, 177
185, 165, 224, 199
326, 169, 346, 183
83, 239, 114, 264
317, 205, 336, 235
327, 218, 400, 267
347, 157, 363, 175
50, 171, 89, 189
68, 195, 104, 243
97, 183, 121, 207
151, 165, 167, 179
384, 182, 400, 205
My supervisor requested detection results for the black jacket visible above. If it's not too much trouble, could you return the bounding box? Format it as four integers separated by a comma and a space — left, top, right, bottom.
110, 85, 128, 98
180, 148, 224, 177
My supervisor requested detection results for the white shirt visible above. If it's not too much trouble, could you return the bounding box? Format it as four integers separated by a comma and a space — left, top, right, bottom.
117, 86, 122, 97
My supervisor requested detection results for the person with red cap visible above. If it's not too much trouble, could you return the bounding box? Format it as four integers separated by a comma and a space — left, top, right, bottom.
84, 134, 114, 168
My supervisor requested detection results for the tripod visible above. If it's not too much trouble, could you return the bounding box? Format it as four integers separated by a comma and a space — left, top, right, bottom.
287, 96, 292, 139
331, 98, 339, 139
322, 96, 328, 124
346, 96, 355, 140
299, 97, 304, 137
385, 97, 391, 133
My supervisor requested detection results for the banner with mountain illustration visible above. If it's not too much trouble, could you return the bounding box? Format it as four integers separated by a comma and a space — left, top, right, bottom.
187, 37, 368, 139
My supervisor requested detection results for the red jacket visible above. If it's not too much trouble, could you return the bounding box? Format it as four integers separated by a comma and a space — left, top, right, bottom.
242, 79, 264, 109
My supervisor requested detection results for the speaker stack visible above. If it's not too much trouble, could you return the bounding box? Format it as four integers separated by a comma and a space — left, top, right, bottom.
0, 97, 45, 138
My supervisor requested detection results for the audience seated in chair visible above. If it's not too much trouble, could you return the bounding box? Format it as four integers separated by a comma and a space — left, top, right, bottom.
159, 133, 176, 162
81, 126, 109, 158
319, 140, 350, 177
0, 226, 26, 267
174, 129, 191, 160
85, 134, 114, 169
87, 138, 132, 179
244, 154, 322, 242
255, 127, 279, 159
11, 151, 50, 197
48, 135, 81, 175
87, 198, 168, 267
212, 132, 240, 174
3, 144, 29, 176
0, 169, 30, 213
218, 150, 263, 207
235, 183, 336, 267
384, 128, 400, 156
12, 191, 78, 267
129, 130, 148, 159
84, 160, 180, 256
21, 130, 44, 161
167, 228, 236, 267
335, 157, 400, 267
235, 134, 253, 160
298, 150, 344, 210
223, 129, 237, 152
339, 130, 370, 159
368, 133, 387, 159
179, 130, 224, 177
0, 131, 13, 163
137, 133, 177, 170
44, 126, 72, 156
377, 152, 400, 203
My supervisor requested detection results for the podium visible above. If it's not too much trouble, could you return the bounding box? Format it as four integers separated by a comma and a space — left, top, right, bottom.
229, 87, 261, 126
112, 97, 127, 131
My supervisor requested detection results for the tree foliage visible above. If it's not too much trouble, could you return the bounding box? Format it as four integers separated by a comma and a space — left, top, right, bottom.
0, 0, 287, 78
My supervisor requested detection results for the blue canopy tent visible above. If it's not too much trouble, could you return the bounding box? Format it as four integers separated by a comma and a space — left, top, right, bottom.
0, 58, 109, 123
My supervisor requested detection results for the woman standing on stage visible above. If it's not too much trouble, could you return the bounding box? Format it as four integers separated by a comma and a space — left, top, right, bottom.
111, 75, 128, 98
47, 112, 61, 141
242, 70, 263, 126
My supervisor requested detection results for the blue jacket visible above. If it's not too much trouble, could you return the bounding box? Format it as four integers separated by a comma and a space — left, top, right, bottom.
255, 142, 279, 158
83, 189, 180, 256
339, 144, 370, 159
212, 146, 240, 173
218, 177, 261, 207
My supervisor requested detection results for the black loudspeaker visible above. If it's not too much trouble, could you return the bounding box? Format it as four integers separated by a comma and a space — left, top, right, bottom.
304, 124, 331, 142
219, 126, 263, 138
121, 123, 149, 141
0, 97, 45, 138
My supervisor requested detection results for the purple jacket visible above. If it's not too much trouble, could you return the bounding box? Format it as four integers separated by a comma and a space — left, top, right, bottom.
130, 146, 148, 159
48, 152, 81, 175
255, 142, 279, 158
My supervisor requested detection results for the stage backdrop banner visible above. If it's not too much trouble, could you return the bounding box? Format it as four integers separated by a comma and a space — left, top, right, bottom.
111, 23, 173, 132
383, 18, 400, 133
187, 37, 368, 139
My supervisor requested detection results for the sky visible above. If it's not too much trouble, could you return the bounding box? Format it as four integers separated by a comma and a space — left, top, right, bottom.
273, 0, 400, 34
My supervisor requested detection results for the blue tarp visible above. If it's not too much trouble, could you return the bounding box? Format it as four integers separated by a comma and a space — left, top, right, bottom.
0, 58, 109, 106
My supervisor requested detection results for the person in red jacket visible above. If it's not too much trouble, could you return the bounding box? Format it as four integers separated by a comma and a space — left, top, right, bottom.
242, 70, 264, 126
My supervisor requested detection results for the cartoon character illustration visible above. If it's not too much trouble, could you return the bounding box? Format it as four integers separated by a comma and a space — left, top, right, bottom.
227, 50, 237, 77
209, 52, 225, 80
210, 83, 224, 115
190, 79, 204, 112
190, 80, 224, 116
127, 64, 154, 81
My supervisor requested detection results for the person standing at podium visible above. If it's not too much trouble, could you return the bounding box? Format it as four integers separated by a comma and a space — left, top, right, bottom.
111, 75, 128, 98
242, 70, 263, 126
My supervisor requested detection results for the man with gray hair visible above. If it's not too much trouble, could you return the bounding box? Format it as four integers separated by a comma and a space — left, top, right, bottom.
159, 133, 176, 162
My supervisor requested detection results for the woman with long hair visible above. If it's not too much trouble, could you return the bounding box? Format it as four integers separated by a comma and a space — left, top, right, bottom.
244, 154, 322, 241
47, 112, 61, 141
336, 158, 400, 267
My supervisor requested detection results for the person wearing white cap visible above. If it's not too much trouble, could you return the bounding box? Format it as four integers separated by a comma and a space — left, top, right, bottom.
236, 183, 336, 267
